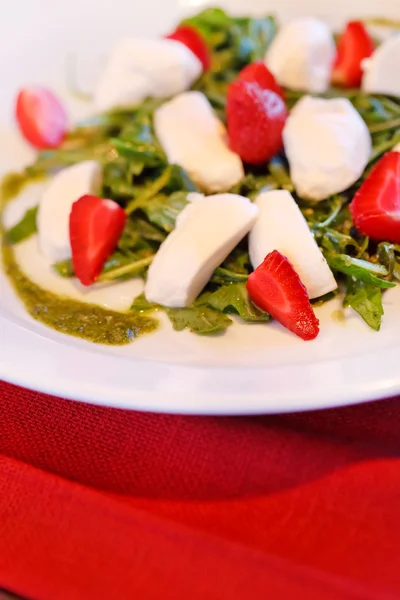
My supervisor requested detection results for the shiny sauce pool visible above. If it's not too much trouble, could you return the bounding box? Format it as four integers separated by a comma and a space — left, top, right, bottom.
1, 176, 158, 346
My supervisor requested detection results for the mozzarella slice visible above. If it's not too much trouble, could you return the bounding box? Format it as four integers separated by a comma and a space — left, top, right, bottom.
94, 38, 202, 112
154, 91, 244, 193
145, 193, 258, 308
362, 35, 400, 97
283, 96, 372, 201
37, 161, 102, 263
265, 17, 336, 93
249, 190, 337, 299
394, 143, 400, 153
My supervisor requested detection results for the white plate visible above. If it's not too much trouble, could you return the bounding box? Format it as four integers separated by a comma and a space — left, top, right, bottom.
1, 0, 399, 414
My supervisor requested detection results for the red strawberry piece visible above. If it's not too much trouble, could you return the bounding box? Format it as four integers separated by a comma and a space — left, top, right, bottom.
15, 86, 68, 149
227, 80, 288, 165
332, 21, 374, 88
350, 151, 400, 244
165, 25, 211, 71
70, 195, 126, 286
247, 250, 320, 341
237, 61, 284, 98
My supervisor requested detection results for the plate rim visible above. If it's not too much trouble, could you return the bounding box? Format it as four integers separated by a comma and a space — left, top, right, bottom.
1, 0, 400, 414
1, 315, 399, 414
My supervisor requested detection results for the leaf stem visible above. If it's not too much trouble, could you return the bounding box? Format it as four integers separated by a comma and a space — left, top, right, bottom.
211, 267, 249, 283
125, 166, 173, 216
315, 196, 344, 229
369, 117, 400, 134
369, 134, 400, 164
98, 255, 154, 282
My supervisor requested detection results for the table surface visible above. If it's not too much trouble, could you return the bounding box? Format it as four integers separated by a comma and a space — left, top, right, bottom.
2, 380, 400, 600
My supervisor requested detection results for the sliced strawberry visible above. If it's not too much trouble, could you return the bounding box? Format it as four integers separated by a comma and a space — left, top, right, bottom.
237, 61, 284, 99
332, 21, 374, 88
227, 81, 288, 165
165, 25, 211, 71
15, 86, 68, 149
247, 251, 320, 341
350, 152, 400, 244
70, 195, 126, 286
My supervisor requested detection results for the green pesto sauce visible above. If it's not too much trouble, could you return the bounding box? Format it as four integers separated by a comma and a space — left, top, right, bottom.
0, 171, 43, 206
1, 171, 159, 345
2, 242, 158, 345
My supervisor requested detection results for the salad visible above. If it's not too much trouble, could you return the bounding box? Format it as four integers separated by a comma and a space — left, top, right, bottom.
1, 8, 400, 345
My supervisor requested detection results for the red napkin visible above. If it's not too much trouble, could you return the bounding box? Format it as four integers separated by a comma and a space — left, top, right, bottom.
0, 380, 399, 600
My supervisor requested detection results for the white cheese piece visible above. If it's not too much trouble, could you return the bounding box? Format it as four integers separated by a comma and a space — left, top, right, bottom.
37, 161, 102, 263
283, 96, 372, 201
94, 38, 202, 112
362, 35, 400, 98
393, 143, 400, 153
249, 190, 337, 299
265, 17, 336, 93
145, 193, 258, 307
154, 91, 244, 193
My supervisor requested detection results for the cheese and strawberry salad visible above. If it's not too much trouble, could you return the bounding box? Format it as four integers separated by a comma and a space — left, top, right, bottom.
2, 8, 400, 345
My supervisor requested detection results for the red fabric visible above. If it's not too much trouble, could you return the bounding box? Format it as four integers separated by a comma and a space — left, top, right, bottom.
0, 380, 399, 600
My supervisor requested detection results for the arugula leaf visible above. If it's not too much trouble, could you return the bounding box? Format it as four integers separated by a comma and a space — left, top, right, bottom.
124, 167, 174, 215
320, 229, 364, 255
117, 217, 162, 255
102, 159, 140, 199
125, 165, 195, 217
183, 9, 276, 106
182, 7, 232, 38
194, 291, 214, 306
313, 196, 345, 229
368, 132, 400, 164
268, 157, 294, 192
141, 191, 189, 232
326, 254, 396, 289
211, 267, 249, 285
5, 206, 38, 244
69, 111, 128, 134
232, 16, 277, 64
344, 278, 384, 331
377, 242, 396, 280
53, 259, 74, 278
222, 247, 251, 275
131, 293, 233, 336
112, 116, 166, 167
166, 305, 232, 335
99, 255, 154, 282
115, 224, 141, 256
208, 283, 270, 322
165, 165, 197, 194
229, 172, 277, 200
54, 252, 154, 282
131, 293, 158, 312
311, 290, 340, 306
369, 116, 400, 134
26, 142, 117, 176
129, 218, 166, 244
354, 95, 391, 125
26, 103, 168, 177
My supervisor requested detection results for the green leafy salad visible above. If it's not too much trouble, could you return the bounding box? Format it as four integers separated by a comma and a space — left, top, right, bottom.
2, 7, 400, 344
